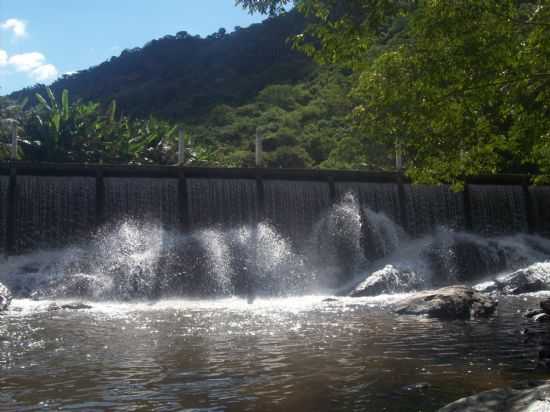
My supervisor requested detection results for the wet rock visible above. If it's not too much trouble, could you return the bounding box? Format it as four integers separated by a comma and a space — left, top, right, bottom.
533, 313, 550, 323
0, 282, 12, 312
525, 308, 545, 318
394, 285, 497, 319
350, 265, 423, 297
61, 303, 92, 310
438, 381, 550, 411
400, 382, 431, 392
473, 281, 499, 294
540, 298, 550, 314
47, 303, 61, 312
495, 263, 550, 295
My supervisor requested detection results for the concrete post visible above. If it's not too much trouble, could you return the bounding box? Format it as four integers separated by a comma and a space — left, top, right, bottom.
395, 137, 403, 171
255, 129, 263, 168
178, 128, 185, 165
6, 166, 17, 254
11, 122, 17, 160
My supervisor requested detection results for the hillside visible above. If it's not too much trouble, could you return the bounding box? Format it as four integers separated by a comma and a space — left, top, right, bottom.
10, 11, 314, 120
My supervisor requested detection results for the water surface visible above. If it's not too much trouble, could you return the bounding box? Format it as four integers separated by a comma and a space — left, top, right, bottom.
1, 295, 549, 411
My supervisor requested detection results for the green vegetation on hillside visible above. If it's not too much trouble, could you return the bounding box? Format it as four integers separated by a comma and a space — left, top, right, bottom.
240, 0, 550, 186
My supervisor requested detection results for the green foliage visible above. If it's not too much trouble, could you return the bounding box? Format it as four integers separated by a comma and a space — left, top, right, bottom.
10, 11, 313, 122
186, 68, 392, 170
240, 0, 550, 185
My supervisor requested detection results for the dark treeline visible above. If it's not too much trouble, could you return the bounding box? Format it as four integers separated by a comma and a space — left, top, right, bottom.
9, 11, 313, 121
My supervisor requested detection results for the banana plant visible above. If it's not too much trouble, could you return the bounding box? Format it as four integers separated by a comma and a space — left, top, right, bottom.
34, 87, 72, 161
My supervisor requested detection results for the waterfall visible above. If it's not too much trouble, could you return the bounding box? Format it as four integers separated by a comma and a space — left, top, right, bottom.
264, 180, 330, 247
104, 178, 178, 227
470, 185, 528, 235
0, 172, 549, 300
403, 184, 464, 235
15, 176, 96, 252
531, 186, 550, 236
335, 182, 400, 223
0, 176, 8, 253
187, 178, 257, 229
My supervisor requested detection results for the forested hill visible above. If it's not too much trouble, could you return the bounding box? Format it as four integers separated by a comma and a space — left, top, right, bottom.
9, 11, 313, 120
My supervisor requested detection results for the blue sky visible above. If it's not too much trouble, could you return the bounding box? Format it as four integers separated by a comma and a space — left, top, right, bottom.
0, 1, 264, 95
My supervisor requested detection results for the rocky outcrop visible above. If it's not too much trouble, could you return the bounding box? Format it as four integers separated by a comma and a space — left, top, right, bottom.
474, 263, 550, 295
350, 265, 423, 297
495, 263, 550, 295
438, 381, 550, 411
394, 285, 497, 319
60, 303, 92, 310
0, 282, 12, 312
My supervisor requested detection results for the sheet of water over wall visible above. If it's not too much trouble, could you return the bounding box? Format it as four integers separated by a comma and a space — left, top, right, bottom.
335, 182, 401, 224
469, 185, 528, 236
15, 176, 96, 252
264, 180, 331, 247
104, 178, 178, 227
187, 178, 257, 229
0, 176, 8, 253
531, 186, 550, 237
404, 185, 465, 236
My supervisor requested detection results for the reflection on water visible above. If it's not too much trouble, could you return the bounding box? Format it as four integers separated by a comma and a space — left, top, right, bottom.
1, 295, 549, 411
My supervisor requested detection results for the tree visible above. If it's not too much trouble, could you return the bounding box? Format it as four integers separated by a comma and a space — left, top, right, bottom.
239, 0, 550, 186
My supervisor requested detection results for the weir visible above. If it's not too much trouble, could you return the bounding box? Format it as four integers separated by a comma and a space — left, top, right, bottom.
1, 161, 549, 300
0, 162, 548, 254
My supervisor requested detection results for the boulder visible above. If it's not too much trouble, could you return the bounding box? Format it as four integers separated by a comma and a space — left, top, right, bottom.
351, 265, 423, 297
438, 381, 550, 411
495, 263, 550, 295
61, 302, 92, 310
540, 298, 550, 314
394, 285, 497, 319
0, 282, 12, 312
533, 313, 550, 323
525, 308, 545, 318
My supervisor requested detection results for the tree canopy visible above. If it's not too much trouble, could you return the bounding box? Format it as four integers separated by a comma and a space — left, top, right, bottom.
239, 0, 550, 186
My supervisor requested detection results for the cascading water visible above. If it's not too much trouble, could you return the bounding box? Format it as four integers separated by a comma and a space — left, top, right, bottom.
187, 178, 257, 229
470, 184, 528, 235
403, 184, 464, 236
531, 186, 550, 236
0, 176, 8, 252
15, 176, 96, 252
264, 180, 330, 248
335, 182, 401, 223
105, 177, 178, 227
0, 176, 549, 301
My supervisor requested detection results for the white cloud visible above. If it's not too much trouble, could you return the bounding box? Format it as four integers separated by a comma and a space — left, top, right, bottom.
31, 64, 58, 81
1, 18, 27, 38
2, 51, 58, 82
0, 49, 7, 66
8, 52, 45, 72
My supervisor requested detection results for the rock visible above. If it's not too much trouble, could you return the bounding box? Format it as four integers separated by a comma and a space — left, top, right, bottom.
495, 263, 550, 295
350, 265, 423, 297
438, 381, 550, 411
61, 303, 92, 310
322, 298, 339, 303
47, 303, 61, 312
0, 282, 12, 312
525, 308, 545, 318
533, 313, 550, 323
473, 281, 499, 294
541, 298, 550, 314
400, 382, 431, 392
394, 285, 497, 319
